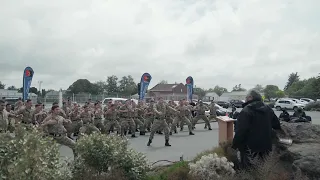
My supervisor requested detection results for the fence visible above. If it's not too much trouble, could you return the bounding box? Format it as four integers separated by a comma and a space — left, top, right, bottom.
39, 93, 133, 104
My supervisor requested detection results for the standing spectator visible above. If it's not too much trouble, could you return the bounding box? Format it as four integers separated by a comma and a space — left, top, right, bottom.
232, 90, 283, 168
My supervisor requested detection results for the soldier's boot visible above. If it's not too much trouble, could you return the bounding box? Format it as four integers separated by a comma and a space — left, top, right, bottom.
189, 131, 195, 135
128, 130, 132, 134
174, 129, 177, 134
180, 127, 183, 131
165, 140, 171, 146
147, 139, 152, 146
136, 129, 139, 132
131, 134, 137, 138
140, 131, 145, 135
124, 131, 127, 136
208, 126, 212, 130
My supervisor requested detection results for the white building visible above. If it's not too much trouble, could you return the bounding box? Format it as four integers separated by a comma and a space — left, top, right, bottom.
220, 91, 248, 102
0, 89, 37, 100
203, 92, 220, 102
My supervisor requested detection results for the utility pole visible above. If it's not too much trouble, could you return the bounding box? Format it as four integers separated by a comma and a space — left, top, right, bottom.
38, 81, 43, 96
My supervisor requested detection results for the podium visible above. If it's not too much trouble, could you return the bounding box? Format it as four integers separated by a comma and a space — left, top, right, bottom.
217, 116, 236, 143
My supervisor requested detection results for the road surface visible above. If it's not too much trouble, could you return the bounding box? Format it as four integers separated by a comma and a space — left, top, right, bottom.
59, 110, 320, 163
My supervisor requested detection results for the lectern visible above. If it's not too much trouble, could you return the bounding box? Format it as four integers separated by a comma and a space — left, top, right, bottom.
217, 116, 236, 143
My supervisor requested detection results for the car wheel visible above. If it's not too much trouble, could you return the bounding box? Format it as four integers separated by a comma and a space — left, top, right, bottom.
275, 106, 281, 111
293, 106, 298, 111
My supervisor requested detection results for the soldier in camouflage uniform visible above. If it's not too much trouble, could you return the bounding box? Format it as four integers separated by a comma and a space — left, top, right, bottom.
205, 101, 219, 129
79, 105, 100, 137
133, 101, 146, 135
147, 98, 175, 146
15, 99, 35, 130
104, 104, 120, 134
170, 100, 195, 135
67, 104, 83, 137
93, 102, 104, 132
119, 100, 136, 137
41, 105, 77, 156
193, 101, 212, 130
0, 100, 20, 133
144, 101, 155, 132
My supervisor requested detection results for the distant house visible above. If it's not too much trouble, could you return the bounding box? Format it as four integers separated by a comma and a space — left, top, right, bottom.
203, 92, 219, 102
220, 91, 248, 101
148, 83, 198, 101
0, 89, 37, 101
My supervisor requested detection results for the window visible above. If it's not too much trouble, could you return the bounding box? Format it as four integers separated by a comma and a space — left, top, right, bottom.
278, 101, 285, 104
284, 101, 290, 104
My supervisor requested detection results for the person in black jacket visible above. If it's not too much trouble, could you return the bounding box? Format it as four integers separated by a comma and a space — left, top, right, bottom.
232, 90, 283, 168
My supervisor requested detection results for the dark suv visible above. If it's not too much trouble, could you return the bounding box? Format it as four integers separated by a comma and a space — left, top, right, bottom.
216, 101, 230, 108
229, 100, 244, 108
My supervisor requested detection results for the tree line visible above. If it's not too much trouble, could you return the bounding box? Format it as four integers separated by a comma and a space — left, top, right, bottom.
0, 72, 319, 99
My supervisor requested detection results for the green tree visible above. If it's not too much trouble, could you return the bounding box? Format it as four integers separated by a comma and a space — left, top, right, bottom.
193, 87, 206, 99
0, 81, 5, 89
106, 75, 119, 94
276, 90, 285, 98
253, 84, 264, 93
208, 85, 228, 96
93, 80, 107, 94
159, 80, 168, 84
67, 79, 96, 94
232, 84, 246, 92
7, 85, 17, 90
118, 75, 137, 95
284, 72, 299, 90
263, 85, 279, 100
29, 87, 38, 94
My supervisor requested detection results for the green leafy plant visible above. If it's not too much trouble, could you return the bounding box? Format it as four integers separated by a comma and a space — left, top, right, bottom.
0, 125, 70, 180
73, 133, 149, 180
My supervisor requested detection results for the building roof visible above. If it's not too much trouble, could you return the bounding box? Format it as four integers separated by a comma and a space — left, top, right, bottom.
221, 91, 248, 97
149, 83, 183, 92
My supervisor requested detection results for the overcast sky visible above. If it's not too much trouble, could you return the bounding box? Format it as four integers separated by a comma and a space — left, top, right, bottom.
0, 0, 319, 91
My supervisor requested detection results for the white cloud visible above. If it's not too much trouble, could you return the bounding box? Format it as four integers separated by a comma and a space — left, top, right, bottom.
0, 0, 319, 91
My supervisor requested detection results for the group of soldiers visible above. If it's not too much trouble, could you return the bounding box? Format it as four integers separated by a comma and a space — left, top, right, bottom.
0, 97, 219, 156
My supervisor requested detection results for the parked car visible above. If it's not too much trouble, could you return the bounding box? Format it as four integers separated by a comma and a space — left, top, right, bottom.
300, 98, 315, 103
204, 104, 231, 117
216, 101, 230, 108
229, 100, 244, 108
274, 99, 305, 111
102, 97, 128, 105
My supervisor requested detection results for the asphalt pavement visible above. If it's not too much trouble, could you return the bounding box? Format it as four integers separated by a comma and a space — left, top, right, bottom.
59, 109, 320, 164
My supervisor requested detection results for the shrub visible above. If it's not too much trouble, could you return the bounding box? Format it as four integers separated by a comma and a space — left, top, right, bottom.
147, 161, 195, 180
189, 153, 235, 179
304, 101, 320, 111
73, 133, 149, 180
0, 126, 70, 180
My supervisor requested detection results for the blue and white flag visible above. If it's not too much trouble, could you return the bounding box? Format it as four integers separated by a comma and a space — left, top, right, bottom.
186, 76, 194, 102
139, 73, 152, 101
23, 67, 34, 101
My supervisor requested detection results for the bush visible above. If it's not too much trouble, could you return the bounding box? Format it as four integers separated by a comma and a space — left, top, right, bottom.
304, 101, 320, 111
0, 126, 70, 180
73, 133, 149, 180
189, 153, 235, 179
147, 161, 195, 180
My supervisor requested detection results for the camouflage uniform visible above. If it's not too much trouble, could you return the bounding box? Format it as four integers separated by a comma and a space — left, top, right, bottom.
79, 110, 100, 136
16, 107, 34, 130
134, 105, 146, 135
144, 104, 154, 131
119, 105, 136, 137
0, 109, 9, 132
147, 102, 175, 146
67, 109, 83, 137
43, 115, 77, 156
171, 105, 194, 135
93, 108, 104, 131
104, 107, 120, 134
193, 102, 212, 130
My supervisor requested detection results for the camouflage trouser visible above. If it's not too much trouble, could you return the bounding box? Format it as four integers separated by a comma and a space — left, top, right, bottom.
19, 121, 34, 131
209, 114, 218, 121
171, 116, 192, 133
120, 118, 136, 136
7, 118, 15, 133
180, 114, 193, 127
193, 115, 211, 128
144, 117, 154, 130
165, 116, 174, 125
65, 120, 83, 136
134, 117, 145, 132
149, 118, 169, 141
104, 120, 120, 134
94, 118, 104, 131
51, 134, 77, 157
79, 123, 100, 137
